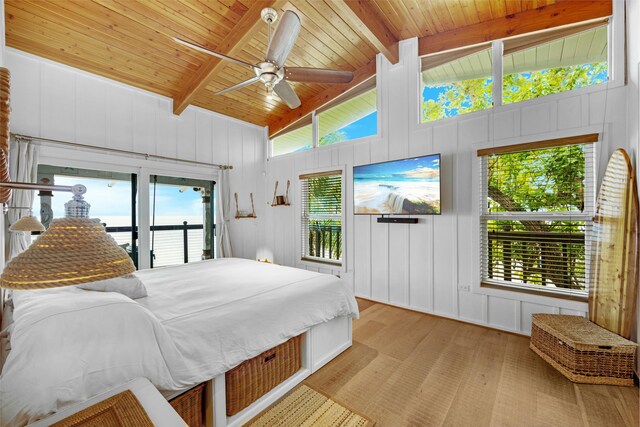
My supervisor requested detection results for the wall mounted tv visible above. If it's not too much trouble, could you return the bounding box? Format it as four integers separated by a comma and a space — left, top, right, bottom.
354, 154, 441, 215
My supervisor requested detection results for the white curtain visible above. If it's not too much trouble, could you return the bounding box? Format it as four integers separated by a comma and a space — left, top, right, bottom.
217, 169, 233, 257
6, 138, 40, 260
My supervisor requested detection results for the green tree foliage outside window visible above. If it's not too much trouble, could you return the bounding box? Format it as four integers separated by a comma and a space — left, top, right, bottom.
319, 131, 347, 147
487, 145, 585, 214
421, 62, 607, 123
503, 62, 607, 104
422, 78, 493, 122
306, 175, 342, 262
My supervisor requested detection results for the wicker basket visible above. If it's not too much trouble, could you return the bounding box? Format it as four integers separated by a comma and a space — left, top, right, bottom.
226, 334, 302, 416
169, 383, 206, 426
530, 314, 637, 386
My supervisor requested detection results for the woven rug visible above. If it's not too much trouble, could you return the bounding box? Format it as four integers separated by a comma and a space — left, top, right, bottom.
246, 384, 374, 427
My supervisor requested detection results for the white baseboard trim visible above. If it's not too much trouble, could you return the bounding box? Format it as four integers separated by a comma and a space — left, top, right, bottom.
356, 294, 528, 337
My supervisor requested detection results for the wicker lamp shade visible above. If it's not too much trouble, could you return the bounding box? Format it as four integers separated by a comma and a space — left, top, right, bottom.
0, 217, 135, 289
9, 214, 45, 232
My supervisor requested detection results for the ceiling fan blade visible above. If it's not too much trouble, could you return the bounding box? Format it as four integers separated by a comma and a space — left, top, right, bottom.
273, 80, 301, 109
173, 37, 256, 69
266, 11, 301, 68
215, 77, 260, 95
285, 67, 354, 84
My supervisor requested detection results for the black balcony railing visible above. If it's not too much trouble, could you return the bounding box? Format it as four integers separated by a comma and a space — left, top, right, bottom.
32, 222, 212, 268
308, 222, 342, 261
107, 222, 207, 267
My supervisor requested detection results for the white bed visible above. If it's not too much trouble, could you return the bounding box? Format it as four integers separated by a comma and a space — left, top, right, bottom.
0, 258, 359, 426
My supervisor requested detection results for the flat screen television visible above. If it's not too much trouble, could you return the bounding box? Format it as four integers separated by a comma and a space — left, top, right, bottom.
354, 154, 441, 215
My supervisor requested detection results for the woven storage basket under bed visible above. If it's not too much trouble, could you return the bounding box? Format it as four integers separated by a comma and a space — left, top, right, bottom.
169, 382, 206, 426
530, 314, 637, 386
226, 334, 302, 416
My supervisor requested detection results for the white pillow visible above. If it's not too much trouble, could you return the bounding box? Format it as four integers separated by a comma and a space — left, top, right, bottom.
78, 274, 147, 299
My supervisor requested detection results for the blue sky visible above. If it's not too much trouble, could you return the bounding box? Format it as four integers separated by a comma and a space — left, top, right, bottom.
422, 85, 448, 104
340, 111, 377, 140
355, 154, 440, 180
35, 175, 203, 222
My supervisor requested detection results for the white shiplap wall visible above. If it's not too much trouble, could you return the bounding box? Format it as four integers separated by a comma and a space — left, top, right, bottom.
262, 37, 631, 336
5, 47, 267, 261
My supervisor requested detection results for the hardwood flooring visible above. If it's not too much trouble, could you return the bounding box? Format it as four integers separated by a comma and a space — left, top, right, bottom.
304, 299, 639, 427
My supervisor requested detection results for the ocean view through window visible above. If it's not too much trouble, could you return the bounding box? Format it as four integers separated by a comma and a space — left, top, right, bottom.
33, 166, 215, 269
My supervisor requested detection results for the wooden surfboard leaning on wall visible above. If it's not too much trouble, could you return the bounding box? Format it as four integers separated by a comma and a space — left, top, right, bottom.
588, 149, 639, 339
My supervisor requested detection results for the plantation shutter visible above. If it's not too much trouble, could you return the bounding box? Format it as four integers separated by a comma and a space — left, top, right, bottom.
478, 134, 597, 297
300, 170, 343, 266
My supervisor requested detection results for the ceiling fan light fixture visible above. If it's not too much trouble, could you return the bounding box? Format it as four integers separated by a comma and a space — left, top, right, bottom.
174, 9, 351, 111
261, 8, 278, 25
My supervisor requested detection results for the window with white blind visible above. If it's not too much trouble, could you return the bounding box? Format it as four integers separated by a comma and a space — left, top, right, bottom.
300, 170, 344, 266
478, 135, 596, 298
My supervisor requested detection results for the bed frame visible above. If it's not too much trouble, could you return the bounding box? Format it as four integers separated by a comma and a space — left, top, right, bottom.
166, 315, 352, 427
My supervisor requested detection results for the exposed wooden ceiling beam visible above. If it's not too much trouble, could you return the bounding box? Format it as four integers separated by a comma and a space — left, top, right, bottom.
418, 0, 613, 56
268, 59, 376, 138
334, 0, 399, 65
172, 1, 276, 115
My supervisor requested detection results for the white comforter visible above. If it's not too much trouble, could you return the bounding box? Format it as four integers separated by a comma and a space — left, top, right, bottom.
0, 258, 358, 426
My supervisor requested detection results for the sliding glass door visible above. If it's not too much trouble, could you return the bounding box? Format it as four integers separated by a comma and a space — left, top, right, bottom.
33, 165, 216, 270
34, 165, 139, 267
149, 175, 215, 268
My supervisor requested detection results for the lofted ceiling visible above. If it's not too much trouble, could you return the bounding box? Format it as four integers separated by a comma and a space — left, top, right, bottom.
5, 1, 612, 136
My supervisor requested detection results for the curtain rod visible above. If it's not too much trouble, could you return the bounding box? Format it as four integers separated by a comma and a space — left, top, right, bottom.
0, 181, 73, 192
11, 133, 233, 170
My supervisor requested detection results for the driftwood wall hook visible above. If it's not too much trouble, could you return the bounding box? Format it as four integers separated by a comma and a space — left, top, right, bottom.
285, 180, 290, 205
271, 179, 291, 206
271, 180, 279, 206
235, 192, 257, 218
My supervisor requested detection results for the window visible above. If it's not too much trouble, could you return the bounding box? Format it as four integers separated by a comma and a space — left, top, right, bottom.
300, 170, 343, 266
271, 115, 312, 156
149, 175, 215, 268
318, 78, 377, 145
33, 166, 216, 270
478, 136, 596, 297
271, 78, 378, 157
34, 165, 138, 266
421, 45, 493, 123
503, 21, 608, 104
419, 19, 611, 123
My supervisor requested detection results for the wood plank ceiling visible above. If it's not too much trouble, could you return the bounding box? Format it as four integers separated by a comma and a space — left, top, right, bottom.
5, 0, 612, 136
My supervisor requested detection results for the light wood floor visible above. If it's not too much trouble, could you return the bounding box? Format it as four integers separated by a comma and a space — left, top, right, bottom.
304, 299, 639, 427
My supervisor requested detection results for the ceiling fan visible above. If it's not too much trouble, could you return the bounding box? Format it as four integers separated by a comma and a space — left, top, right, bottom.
173, 8, 354, 109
